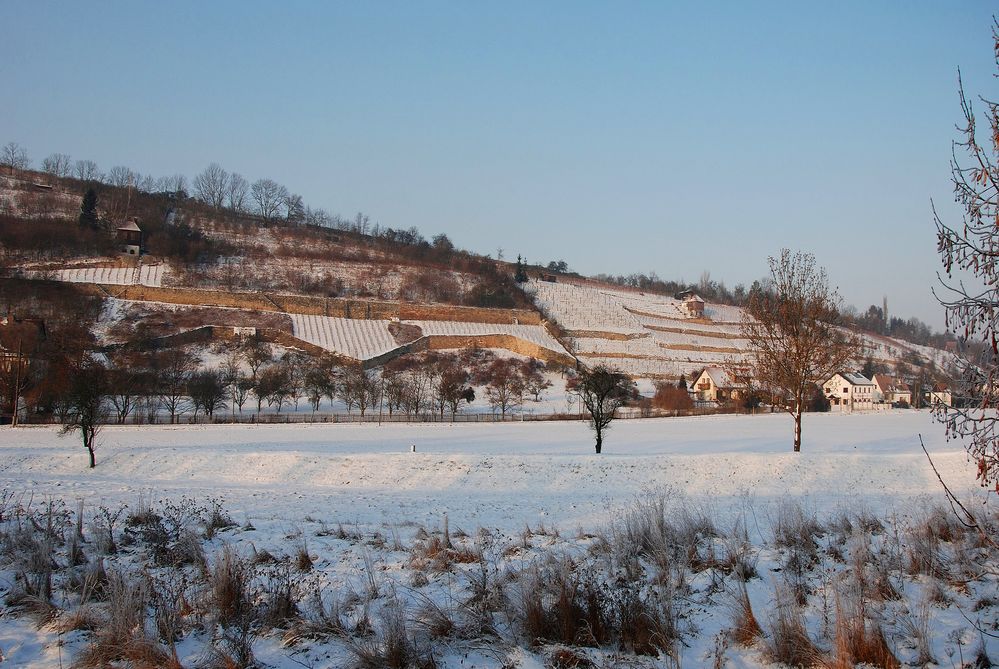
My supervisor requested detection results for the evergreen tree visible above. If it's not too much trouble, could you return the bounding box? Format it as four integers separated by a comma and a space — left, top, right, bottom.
676, 373, 687, 390
79, 188, 99, 229
514, 254, 528, 283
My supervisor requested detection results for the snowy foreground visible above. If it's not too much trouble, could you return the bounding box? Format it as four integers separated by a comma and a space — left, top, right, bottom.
0, 411, 995, 668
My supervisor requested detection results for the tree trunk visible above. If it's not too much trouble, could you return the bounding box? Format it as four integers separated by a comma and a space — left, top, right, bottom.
595, 430, 602, 454
793, 408, 802, 453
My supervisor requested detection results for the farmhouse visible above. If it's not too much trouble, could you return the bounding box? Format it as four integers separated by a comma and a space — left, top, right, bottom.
692, 367, 747, 403
823, 372, 875, 412
872, 374, 912, 405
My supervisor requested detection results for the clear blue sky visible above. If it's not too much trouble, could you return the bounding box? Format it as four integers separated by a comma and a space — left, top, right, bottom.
2, 2, 995, 329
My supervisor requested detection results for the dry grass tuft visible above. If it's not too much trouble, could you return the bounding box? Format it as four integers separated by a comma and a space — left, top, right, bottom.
409, 534, 482, 572
762, 585, 823, 668
729, 582, 763, 647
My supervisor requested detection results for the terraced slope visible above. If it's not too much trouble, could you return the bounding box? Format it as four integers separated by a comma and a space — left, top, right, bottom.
524, 279, 955, 381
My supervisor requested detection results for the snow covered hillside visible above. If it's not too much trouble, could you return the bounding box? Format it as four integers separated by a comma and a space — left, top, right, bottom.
525, 279, 956, 381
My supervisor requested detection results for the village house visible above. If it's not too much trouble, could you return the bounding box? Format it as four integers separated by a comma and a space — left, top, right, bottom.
116, 219, 145, 256
823, 372, 875, 412
692, 367, 748, 403
871, 373, 912, 406
927, 383, 952, 407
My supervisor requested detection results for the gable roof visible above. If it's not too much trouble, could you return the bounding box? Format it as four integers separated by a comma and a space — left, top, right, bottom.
698, 367, 746, 389
117, 220, 142, 232
835, 372, 874, 386
872, 373, 892, 391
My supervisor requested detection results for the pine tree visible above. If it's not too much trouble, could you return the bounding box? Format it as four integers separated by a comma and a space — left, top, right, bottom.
514, 254, 528, 283
79, 188, 99, 229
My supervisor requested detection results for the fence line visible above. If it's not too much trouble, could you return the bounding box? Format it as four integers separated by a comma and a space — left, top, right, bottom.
20, 406, 738, 427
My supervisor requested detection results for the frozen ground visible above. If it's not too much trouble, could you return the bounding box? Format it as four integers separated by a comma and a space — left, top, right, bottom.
0, 410, 981, 537
0, 410, 994, 669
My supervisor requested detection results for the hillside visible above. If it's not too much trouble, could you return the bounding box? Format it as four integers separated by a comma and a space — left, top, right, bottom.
0, 168, 957, 392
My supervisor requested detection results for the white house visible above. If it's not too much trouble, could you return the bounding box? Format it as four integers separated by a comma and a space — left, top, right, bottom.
823, 372, 875, 412
872, 374, 912, 405
692, 367, 748, 403
928, 383, 952, 407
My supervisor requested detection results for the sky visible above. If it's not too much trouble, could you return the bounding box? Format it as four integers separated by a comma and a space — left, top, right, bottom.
2, 2, 995, 330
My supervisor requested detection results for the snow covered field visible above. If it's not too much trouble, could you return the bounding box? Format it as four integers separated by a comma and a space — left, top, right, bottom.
0, 411, 980, 532
0, 411, 994, 668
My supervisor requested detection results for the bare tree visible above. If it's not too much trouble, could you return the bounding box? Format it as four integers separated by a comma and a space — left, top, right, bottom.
251, 178, 288, 222
569, 366, 633, 454
41, 153, 73, 178
154, 348, 198, 424
194, 163, 229, 209
134, 173, 155, 193
257, 362, 293, 413
105, 350, 148, 424
189, 369, 227, 419
284, 192, 305, 225
227, 172, 249, 212
60, 357, 109, 468
742, 249, 859, 452
1, 142, 30, 175
934, 19, 999, 493
434, 356, 475, 419
74, 159, 102, 182
483, 358, 526, 418
157, 173, 188, 195
242, 340, 272, 383
106, 165, 134, 189
340, 364, 380, 416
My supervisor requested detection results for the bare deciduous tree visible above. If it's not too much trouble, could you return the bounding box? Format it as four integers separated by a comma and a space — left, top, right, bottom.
934, 19, 999, 493
251, 179, 288, 222
194, 163, 229, 209
41, 153, 73, 178
742, 249, 859, 452
74, 159, 102, 182
106, 165, 135, 189
1, 142, 30, 175
569, 366, 633, 454
59, 357, 109, 468
157, 173, 188, 195
227, 172, 249, 212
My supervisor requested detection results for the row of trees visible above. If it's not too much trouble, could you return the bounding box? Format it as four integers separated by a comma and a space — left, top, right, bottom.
53, 340, 571, 466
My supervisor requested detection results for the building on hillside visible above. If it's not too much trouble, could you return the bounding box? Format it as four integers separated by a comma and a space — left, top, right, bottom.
116, 219, 145, 256
673, 290, 705, 318
823, 372, 875, 412
872, 373, 912, 405
692, 367, 748, 403
927, 383, 952, 407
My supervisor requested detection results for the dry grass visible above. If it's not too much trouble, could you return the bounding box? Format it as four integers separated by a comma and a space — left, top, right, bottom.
409, 534, 482, 572
209, 544, 251, 628
729, 582, 763, 647
762, 584, 823, 668
827, 595, 900, 669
